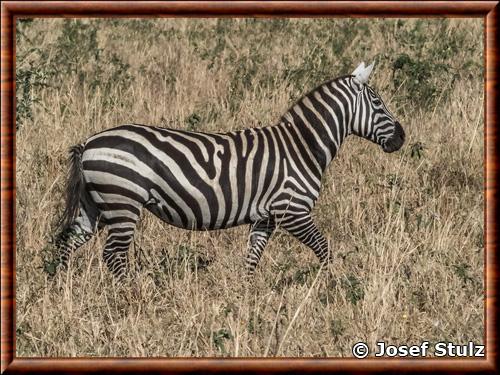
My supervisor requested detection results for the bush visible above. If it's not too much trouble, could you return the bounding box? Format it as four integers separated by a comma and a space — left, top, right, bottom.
15, 19, 133, 130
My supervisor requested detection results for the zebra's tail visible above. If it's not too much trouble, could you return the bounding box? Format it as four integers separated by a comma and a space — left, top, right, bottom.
58, 144, 86, 233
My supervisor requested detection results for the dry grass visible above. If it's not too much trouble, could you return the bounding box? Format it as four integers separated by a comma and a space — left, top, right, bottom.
15, 18, 483, 357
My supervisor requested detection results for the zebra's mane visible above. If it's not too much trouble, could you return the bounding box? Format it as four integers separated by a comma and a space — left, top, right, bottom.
279, 74, 355, 124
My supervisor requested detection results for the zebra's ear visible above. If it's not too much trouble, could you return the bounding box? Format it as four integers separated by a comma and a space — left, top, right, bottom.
352, 61, 375, 84
352, 62, 366, 77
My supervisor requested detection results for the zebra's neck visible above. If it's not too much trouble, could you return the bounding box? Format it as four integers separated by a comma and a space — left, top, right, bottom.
280, 76, 355, 172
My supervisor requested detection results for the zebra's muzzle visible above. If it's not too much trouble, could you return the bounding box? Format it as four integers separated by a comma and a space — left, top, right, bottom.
382, 121, 405, 153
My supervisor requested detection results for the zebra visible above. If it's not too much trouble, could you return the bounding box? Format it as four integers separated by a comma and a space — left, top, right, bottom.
55, 62, 405, 281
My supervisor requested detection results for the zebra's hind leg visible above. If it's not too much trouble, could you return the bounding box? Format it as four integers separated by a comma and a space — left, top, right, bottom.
245, 219, 275, 276
279, 213, 331, 265
56, 225, 94, 270
102, 222, 138, 281
55, 202, 100, 271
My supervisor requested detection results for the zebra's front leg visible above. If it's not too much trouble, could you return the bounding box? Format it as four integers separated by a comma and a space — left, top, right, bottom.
280, 213, 331, 265
245, 219, 275, 276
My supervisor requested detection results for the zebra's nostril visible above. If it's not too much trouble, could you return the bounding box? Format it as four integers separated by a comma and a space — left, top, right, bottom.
394, 122, 405, 141
382, 123, 405, 153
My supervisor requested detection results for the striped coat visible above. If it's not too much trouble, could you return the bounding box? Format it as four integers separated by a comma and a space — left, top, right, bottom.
55, 62, 405, 280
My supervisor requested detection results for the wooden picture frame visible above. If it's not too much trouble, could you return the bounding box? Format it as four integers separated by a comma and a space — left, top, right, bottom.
1, 1, 498, 373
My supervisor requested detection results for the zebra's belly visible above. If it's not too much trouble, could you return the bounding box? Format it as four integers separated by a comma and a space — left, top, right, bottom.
83, 155, 267, 230
145, 195, 264, 231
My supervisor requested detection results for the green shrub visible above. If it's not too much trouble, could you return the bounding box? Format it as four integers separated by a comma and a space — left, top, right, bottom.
15, 19, 133, 130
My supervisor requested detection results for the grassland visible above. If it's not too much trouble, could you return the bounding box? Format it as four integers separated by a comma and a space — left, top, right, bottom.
15, 18, 483, 357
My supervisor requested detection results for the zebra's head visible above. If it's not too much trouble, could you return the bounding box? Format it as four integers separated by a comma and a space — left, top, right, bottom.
350, 62, 405, 153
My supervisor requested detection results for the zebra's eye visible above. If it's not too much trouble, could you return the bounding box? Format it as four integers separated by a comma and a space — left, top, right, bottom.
373, 99, 382, 106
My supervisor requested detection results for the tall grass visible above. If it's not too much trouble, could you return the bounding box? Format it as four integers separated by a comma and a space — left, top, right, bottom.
15, 18, 483, 357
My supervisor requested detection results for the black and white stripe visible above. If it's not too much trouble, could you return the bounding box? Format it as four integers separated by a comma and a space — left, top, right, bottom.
55, 62, 405, 280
